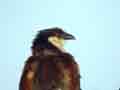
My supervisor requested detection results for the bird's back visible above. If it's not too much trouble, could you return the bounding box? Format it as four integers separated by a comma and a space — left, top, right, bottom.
19, 53, 80, 90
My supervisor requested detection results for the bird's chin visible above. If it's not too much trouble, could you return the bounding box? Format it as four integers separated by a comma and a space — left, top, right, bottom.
48, 36, 66, 52
51, 42, 66, 52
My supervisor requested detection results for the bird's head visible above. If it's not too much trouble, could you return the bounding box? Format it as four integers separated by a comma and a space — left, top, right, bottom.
32, 27, 75, 52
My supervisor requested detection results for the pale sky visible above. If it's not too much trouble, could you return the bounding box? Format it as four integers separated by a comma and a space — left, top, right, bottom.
0, 0, 120, 90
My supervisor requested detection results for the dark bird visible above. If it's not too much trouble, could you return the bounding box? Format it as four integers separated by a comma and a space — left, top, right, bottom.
19, 27, 81, 90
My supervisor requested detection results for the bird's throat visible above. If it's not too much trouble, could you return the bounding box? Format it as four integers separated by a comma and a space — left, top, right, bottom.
48, 36, 66, 52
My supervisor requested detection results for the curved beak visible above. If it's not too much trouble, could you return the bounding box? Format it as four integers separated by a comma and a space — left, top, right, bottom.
61, 32, 75, 40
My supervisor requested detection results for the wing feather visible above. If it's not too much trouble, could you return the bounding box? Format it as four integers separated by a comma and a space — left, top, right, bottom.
19, 54, 80, 90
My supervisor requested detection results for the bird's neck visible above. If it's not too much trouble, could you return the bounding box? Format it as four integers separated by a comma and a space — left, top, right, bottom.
32, 43, 66, 56
32, 48, 64, 56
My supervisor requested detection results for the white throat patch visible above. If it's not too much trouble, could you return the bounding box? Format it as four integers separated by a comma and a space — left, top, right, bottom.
48, 36, 66, 52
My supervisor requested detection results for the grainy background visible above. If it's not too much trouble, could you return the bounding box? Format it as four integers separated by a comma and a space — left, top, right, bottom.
0, 0, 120, 90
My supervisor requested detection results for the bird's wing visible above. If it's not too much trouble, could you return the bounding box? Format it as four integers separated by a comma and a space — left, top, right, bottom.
19, 54, 80, 90
19, 56, 39, 90
57, 53, 80, 90
33, 54, 81, 90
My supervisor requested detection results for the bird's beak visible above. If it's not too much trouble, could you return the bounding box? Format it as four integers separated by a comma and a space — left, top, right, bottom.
61, 32, 75, 40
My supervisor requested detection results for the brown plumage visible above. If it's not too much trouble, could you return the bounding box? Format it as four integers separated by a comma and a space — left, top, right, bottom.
19, 27, 81, 90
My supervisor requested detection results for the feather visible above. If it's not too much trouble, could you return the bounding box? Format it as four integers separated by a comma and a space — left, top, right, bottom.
19, 53, 80, 90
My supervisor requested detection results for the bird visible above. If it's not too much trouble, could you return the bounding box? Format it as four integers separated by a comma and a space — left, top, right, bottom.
19, 27, 81, 90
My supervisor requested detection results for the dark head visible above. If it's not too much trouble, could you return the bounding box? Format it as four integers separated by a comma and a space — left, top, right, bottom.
32, 27, 75, 51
